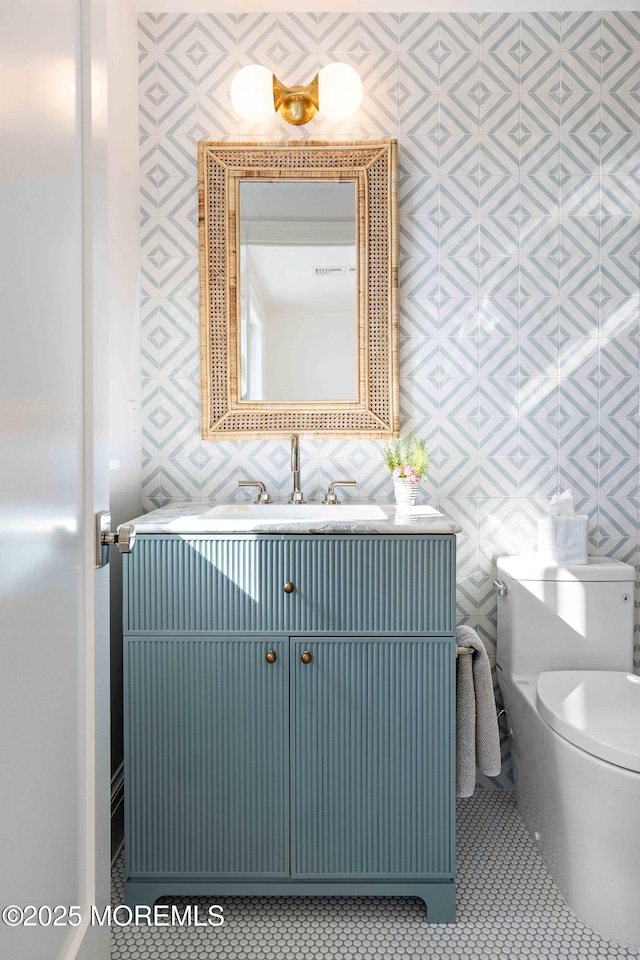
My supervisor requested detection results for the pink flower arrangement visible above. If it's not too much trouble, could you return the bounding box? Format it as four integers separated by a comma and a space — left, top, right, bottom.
392, 464, 420, 483
384, 435, 432, 483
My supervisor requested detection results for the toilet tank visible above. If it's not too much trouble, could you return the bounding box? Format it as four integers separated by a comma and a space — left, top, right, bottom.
496, 556, 635, 678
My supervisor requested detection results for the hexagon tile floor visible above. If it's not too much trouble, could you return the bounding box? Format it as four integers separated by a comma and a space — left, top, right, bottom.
111, 790, 639, 959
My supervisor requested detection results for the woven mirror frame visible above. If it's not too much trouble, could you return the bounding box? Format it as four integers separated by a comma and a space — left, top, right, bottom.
198, 139, 399, 439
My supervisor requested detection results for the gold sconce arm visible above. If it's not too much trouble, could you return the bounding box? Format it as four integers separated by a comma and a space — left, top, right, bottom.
272, 72, 319, 125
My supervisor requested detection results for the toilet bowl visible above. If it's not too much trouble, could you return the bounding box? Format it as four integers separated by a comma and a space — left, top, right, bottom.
496, 555, 640, 946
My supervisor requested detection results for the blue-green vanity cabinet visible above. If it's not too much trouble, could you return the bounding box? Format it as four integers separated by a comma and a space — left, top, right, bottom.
124, 534, 457, 921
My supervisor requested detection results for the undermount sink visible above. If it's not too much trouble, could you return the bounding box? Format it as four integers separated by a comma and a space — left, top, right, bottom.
204, 503, 387, 523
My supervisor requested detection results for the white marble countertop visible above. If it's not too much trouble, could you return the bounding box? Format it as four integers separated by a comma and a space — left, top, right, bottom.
121, 501, 462, 536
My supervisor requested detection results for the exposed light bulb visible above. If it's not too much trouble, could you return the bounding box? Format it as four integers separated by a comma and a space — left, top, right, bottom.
318, 63, 363, 121
230, 64, 274, 123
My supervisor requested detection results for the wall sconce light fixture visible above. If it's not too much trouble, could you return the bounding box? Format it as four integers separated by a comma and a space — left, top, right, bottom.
230, 63, 363, 126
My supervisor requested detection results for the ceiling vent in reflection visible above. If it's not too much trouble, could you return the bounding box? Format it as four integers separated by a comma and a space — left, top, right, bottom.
313, 266, 356, 277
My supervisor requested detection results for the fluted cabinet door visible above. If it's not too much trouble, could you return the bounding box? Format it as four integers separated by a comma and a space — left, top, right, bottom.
126, 637, 288, 877
291, 638, 455, 879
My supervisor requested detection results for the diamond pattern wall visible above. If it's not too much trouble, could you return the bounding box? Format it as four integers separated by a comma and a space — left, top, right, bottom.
138, 11, 640, 790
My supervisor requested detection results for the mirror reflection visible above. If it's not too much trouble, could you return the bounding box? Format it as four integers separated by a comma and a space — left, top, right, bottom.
239, 180, 358, 402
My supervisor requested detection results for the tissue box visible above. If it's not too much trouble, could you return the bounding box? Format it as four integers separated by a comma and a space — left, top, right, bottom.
537, 516, 589, 564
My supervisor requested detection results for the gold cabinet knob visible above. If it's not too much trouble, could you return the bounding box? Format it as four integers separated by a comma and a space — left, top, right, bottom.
301, 650, 312, 664
266, 650, 277, 664
283, 581, 295, 594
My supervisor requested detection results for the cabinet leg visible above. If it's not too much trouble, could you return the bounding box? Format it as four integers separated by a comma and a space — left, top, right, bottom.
423, 883, 456, 923
124, 881, 160, 909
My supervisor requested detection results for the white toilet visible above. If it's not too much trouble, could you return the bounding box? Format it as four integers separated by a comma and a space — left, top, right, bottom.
496, 555, 640, 946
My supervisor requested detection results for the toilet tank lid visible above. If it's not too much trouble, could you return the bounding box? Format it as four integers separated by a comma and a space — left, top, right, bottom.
497, 555, 635, 582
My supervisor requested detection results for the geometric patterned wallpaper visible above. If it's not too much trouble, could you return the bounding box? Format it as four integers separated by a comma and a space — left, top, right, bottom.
138, 10, 640, 787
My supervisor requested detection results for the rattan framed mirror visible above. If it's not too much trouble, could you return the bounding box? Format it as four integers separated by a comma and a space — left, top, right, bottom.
198, 139, 398, 439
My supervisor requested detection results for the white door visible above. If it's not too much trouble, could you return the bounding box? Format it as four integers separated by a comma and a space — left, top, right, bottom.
0, 1, 110, 958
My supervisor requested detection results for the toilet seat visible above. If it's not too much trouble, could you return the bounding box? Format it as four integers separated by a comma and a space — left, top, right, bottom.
537, 671, 640, 773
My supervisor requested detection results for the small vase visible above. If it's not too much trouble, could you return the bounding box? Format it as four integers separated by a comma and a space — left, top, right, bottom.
393, 478, 419, 509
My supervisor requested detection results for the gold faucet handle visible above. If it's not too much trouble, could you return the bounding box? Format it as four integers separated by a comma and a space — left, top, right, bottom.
323, 480, 357, 505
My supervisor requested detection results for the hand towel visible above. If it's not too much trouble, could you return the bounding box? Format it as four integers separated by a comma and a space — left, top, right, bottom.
456, 625, 501, 798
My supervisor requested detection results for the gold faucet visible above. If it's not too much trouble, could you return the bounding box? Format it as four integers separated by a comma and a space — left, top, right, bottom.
290, 434, 304, 504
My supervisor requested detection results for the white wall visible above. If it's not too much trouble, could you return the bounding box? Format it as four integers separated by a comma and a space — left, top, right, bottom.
264, 313, 357, 401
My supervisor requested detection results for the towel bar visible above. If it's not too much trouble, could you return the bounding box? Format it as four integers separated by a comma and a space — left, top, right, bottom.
456, 645, 474, 657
